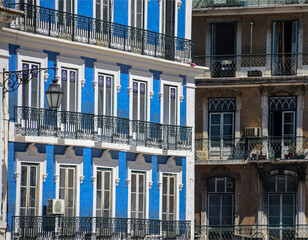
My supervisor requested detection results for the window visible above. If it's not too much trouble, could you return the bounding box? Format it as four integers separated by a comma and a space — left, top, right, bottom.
59, 166, 76, 216
59, 0, 74, 13
209, 98, 235, 158
20, 164, 39, 216
22, 62, 40, 107
98, 74, 113, 116
133, 80, 147, 121
207, 177, 234, 226
131, 0, 144, 29
131, 172, 146, 219
96, 169, 112, 217
162, 174, 176, 221
272, 21, 298, 76
163, 85, 177, 125
96, 0, 112, 22
61, 68, 78, 112
161, 0, 175, 36
211, 23, 236, 77
268, 174, 296, 238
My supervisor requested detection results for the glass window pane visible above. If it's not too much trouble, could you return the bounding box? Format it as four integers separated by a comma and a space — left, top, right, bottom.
30, 188, 36, 207
139, 174, 144, 192
131, 193, 136, 211
211, 114, 220, 124
96, 191, 102, 209
104, 191, 110, 209
133, 91, 138, 120
68, 189, 74, 207
139, 193, 144, 212
163, 177, 167, 194
97, 171, 102, 190
21, 166, 27, 186
30, 167, 36, 187
140, 89, 146, 121
223, 114, 233, 124
98, 88, 104, 115
60, 168, 65, 188
170, 177, 174, 195
217, 178, 225, 192
132, 174, 136, 193
104, 171, 110, 190
20, 188, 27, 208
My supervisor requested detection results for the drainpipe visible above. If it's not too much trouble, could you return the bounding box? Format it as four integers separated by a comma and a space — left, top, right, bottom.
0, 71, 3, 219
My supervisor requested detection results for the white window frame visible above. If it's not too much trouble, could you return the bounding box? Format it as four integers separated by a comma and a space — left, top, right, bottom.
93, 0, 113, 22
55, 148, 83, 217
128, 0, 148, 30
17, 0, 40, 5
57, 56, 85, 113
15, 146, 47, 217
17, 49, 48, 108
209, 112, 235, 139
282, 111, 296, 137
158, 157, 182, 221
159, 0, 178, 36
55, 0, 77, 13
92, 150, 118, 218
129, 70, 152, 121
94, 62, 120, 116
127, 154, 152, 219
160, 76, 182, 126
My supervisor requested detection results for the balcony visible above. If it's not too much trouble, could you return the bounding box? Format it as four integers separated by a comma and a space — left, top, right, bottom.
14, 106, 192, 151
195, 137, 308, 162
195, 225, 308, 240
193, 0, 306, 8
194, 53, 307, 80
4, 2, 193, 63
12, 216, 191, 239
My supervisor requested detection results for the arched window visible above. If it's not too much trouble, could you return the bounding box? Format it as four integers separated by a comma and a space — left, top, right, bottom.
207, 177, 234, 226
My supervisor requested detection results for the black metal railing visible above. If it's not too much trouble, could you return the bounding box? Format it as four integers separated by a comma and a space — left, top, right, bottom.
195, 136, 308, 161
194, 53, 304, 78
4, 2, 193, 63
12, 216, 191, 239
14, 106, 192, 151
195, 225, 308, 240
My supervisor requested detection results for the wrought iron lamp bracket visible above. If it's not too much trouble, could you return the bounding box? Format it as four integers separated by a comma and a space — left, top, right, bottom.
3, 67, 56, 93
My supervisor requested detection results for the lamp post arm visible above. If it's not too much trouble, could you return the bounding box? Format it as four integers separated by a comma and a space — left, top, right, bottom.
3, 67, 56, 93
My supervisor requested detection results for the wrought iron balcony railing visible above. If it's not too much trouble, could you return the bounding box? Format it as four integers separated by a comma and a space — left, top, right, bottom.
12, 216, 191, 239
194, 53, 306, 78
192, 0, 304, 8
195, 137, 308, 161
4, 2, 193, 63
14, 106, 192, 151
195, 225, 308, 240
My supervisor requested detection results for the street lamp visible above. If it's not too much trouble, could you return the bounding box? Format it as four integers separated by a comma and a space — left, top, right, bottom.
45, 72, 63, 109
2, 64, 63, 109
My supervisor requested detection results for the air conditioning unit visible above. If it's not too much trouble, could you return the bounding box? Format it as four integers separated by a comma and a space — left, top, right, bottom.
47, 199, 64, 215
245, 127, 261, 137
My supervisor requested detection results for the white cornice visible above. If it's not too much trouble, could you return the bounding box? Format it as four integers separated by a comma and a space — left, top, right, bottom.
1, 28, 207, 77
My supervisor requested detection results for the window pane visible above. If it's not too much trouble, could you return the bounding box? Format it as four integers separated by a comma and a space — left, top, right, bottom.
98, 88, 104, 115
133, 91, 138, 120
68, 169, 74, 188
223, 114, 233, 124
211, 114, 220, 124
104, 191, 110, 209
132, 174, 136, 193
30, 167, 36, 187
170, 177, 174, 195
30, 188, 36, 207
217, 178, 225, 192
97, 171, 102, 190
20, 188, 27, 208
68, 189, 74, 207
60, 168, 65, 188
104, 171, 110, 190
96, 191, 101, 209
140, 88, 146, 121
131, 193, 136, 211
21, 166, 27, 186
69, 71, 76, 112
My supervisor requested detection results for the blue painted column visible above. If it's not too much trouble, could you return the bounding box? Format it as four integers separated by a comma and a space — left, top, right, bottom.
114, 0, 128, 25
177, 0, 186, 39
149, 70, 162, 123
43, 50, 59, 108
8, 44, 20, 117
179, 157, 186, 220
116, 63, 131, 118
80, 148, 93, 216
78, 0, 93, 17
42, 145, 56, 212
147, 0, 159, 32
116, 152, 128, 218
149, 156, 159, 219
7, 142, 16, 230
81, 57, 96, 114
179, 75, 187, 126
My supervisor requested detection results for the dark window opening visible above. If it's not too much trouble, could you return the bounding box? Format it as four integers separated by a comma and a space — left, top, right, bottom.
211, 23, 236, 77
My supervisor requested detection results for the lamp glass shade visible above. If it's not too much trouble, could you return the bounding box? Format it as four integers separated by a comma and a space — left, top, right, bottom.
45, 83, 63, 109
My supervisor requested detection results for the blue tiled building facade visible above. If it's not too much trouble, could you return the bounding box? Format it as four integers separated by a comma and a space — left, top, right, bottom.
1, 0, 204, 239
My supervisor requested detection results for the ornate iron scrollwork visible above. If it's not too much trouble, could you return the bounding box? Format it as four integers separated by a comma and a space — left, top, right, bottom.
3, 67, 56, 93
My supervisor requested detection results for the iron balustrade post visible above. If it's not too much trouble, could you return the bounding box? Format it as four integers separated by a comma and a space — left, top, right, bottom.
48, 8, 51, 36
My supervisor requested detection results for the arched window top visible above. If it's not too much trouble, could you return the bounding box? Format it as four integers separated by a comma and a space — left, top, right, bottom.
209, 98, 235, 112
269, 96, 296, 111
208, 177, 234, 193
268, 174, 296, 193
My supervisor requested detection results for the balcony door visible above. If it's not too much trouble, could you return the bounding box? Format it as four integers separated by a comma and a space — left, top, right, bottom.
162, 174, 176, 221
61, 68, 78, 112
272, 21, 298, 76
96, 0, 112, 22
96, 169, 112, 217
209, 98, 235, 159
131, 172, 146, 219
211, 23, 236, 77
20, 164, 39, 216
269, 96, 296, 158
268, 174, 296, 239
22, 62, 40, 108
59, 166, 76, 216
161, 0, 175, 60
